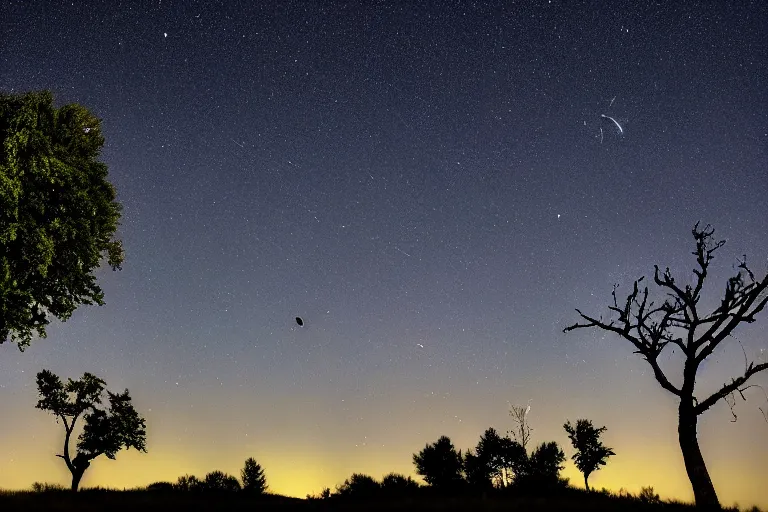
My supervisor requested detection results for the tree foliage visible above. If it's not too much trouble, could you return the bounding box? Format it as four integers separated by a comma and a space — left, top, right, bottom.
146, 481, 175, 492
335, 473, 380, 498
517, 441, 566, 490
241, 457, 267, 493
35, 369, 146, 491
564, 224, 768, 509
466, 427, 527, 488
0, 90, 124, 349
202, 470, 241, 492
463, 449, 492, 489
563, 419, 615, 490
175, 474, 203, 491
412, 435, 464, 489
380, 473, 420, 495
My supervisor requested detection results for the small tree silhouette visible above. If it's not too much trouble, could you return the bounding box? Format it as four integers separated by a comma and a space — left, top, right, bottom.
464, 449, 493, 489
413, 435, 464, 489
202, 470, 240, 491
563, 419, 615, 491
517, 441, 566, 490
470, 427, 527, 488
35, 369, 146, 491
241, 457, 267, 493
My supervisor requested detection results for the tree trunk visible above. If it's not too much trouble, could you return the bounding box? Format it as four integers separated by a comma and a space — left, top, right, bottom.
69, 454, 91, 492
584, 473, 590, 492
71, 468, 85, 491
678, 404, 720, 509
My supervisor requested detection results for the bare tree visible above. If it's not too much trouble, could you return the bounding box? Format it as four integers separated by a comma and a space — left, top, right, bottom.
508, 404, 532, 451
564, 224, 768, 510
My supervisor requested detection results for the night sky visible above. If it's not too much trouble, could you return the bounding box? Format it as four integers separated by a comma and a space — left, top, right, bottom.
1, 0, 767, 506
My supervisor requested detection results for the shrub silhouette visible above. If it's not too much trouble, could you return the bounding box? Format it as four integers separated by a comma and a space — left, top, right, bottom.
413, 435, 464, 489
241, 457, 267, 493
307, 487, 332, 500
335, 473, 380, 498
146, 481, 174, 492
31, 482, 66, 492
380, 473, 420, 496
638, 486, 661, 504
174, 474, 202, 491
202, 470, 240, 492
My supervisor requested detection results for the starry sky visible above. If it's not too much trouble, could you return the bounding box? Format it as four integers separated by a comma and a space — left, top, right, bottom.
1, 0, 767, 506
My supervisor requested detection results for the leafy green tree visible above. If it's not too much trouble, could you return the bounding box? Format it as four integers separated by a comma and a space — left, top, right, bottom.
35, 369, 146, 491
0, 91, 124, 349
241, 457, 268, 493
563, 419, 615, 491
565, 224, 768, 509
412, 435, 464, 489
202, 470, 241, 491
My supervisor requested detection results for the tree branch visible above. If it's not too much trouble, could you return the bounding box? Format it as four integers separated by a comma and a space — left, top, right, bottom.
565, 307, 682, 397
695, 276, 768, 364
645, 356, 683, 397
695, 362, 768, 415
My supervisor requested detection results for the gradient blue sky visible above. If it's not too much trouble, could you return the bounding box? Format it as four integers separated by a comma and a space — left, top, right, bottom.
1, 1, 766, 506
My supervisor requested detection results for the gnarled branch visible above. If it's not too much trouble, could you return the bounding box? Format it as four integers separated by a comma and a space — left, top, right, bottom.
565, 304, 682, 397
695, 362, 768, 415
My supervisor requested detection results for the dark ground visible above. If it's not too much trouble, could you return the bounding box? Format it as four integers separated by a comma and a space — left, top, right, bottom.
0, 489, 719, 512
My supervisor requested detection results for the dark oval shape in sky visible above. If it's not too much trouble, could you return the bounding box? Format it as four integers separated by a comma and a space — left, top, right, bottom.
295, 317, 303, 327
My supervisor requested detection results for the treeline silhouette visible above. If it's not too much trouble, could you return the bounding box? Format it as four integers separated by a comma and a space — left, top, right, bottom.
140, 457, 268, 493
19, 410, 760, 510
303, 415, 614, 502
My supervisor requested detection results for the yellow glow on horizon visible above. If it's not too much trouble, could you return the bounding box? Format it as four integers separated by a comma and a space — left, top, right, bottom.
3, 437, 766, 509
3, 365, 766, 509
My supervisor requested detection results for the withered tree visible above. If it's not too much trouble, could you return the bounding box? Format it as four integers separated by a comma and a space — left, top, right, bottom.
564, 224, 767, 509
508, 404, 533, 451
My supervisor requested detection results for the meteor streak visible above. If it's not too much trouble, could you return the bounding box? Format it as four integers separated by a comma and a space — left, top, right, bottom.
601, 114, 623, 134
